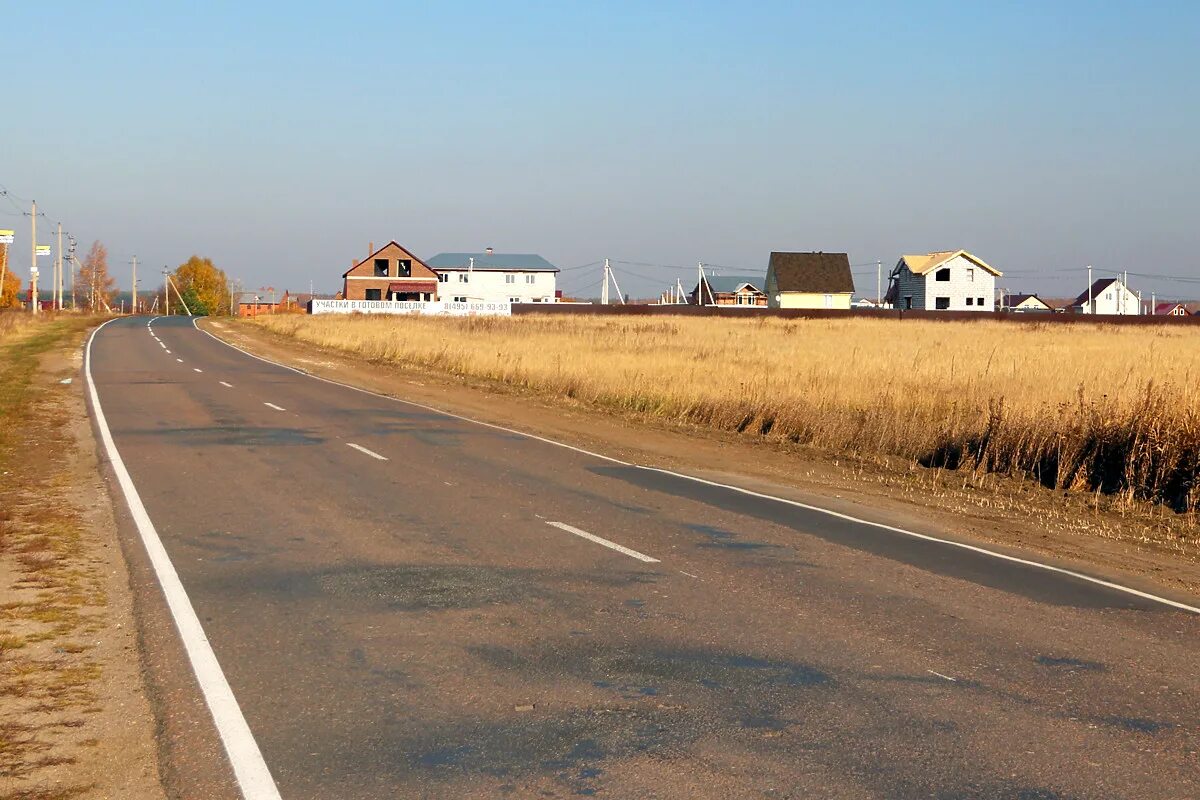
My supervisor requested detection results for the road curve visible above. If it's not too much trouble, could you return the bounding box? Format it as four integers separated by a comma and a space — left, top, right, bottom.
89, 315, 1200, 799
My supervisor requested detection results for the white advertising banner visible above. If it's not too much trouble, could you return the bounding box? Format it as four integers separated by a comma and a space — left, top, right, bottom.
0, 230, 14, 244
310, 299, 512, 317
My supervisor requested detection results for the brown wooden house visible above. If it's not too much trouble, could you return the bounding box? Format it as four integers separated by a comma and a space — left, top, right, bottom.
342, 241, 440, 301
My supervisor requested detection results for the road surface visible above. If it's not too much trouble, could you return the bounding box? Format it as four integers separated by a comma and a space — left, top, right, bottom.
87, 316, 1200, 799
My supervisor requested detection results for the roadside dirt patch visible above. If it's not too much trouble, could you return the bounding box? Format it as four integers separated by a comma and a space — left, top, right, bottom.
206, 318, 1200, 602
0, 318, 163, 800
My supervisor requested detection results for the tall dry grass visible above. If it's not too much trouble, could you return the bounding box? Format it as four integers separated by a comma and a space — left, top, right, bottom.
254, 314, 1200, 518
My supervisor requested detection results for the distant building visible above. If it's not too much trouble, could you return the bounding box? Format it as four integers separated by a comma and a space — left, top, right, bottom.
690, 275, 767, 306
1069, 278, 1140, 315
888, 250, 1000, 312
1154, 302, 1190, 317
238, 297, 278, 317
425, 252, 559, 304
765, 252, 854, 309
342, 241, 440, 302
1005, 293, 1055, 313
852, 296, 880, 309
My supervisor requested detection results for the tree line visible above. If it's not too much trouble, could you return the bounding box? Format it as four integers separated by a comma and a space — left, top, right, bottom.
0, 241, 232, 315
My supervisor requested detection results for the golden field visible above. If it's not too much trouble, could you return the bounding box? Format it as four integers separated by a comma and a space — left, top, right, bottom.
254, 313, 1200, 521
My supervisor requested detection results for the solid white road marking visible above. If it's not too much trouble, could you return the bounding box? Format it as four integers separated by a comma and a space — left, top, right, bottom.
263, 402, 285, 411
346, 442, 388, 461
219, 381, 233, 388
927, 670, 957, 682
193, 319, 1200, 615
546, 521, 660, 563
193, 368, 203, 373
85, 320, 282, 799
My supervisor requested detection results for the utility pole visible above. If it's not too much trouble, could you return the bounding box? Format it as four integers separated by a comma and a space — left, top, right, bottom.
876, 260, 882, 305
601, 259, 610, 305
162, 268, 170, 316
130, 255, 138, 315
29, 201, 38, 313
1086, 264, 1093, 314
55, 225, 63, 311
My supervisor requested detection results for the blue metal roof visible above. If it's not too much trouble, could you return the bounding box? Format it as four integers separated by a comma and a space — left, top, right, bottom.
426, 253, 559, 272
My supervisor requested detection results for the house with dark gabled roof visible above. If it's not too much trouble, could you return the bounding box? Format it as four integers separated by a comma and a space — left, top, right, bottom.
1004, 293, 1055, 313
1069, 277, 1140, 315
690, 274, 767, 306
342, 241, 440, 301
764, 252, 855, 309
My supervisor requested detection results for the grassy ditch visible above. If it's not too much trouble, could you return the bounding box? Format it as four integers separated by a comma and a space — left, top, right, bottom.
0, 313, 107, 799
253, 314, 1200, 543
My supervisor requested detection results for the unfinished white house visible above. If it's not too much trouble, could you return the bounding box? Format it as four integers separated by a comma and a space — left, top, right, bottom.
887, 250, 1001, 311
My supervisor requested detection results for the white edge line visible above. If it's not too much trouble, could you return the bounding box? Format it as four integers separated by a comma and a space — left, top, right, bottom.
927, 670, 957, 682
86, 319, 282, 799
546, 521, 660, 563
219, 381, 233, 388
346, 442, 388, 461
192, 318, 1200, 615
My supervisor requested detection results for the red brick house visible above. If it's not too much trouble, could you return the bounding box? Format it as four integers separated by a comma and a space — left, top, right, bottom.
342, 241, 440, 301
1154, 302, 1190, 316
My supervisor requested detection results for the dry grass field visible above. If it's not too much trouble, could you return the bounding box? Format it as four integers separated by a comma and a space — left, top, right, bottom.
255, 313, 1200, 525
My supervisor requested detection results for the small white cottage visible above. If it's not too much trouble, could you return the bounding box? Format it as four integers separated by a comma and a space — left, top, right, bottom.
1069, 278, 1140, 315
887, 250, 1001, 312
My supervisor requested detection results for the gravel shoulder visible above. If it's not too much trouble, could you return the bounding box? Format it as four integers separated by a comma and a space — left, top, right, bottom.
205, 316, 1200, 605
0, 317, 163, 800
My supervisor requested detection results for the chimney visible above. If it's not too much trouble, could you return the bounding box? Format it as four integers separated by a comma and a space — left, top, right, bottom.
369, 241, 374, 257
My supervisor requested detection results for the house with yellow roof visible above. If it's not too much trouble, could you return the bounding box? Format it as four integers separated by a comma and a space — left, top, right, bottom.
886, 250, 1001, 311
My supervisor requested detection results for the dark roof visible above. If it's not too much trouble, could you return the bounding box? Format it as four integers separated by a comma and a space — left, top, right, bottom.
426, 252, 559, 272
695, 274, 766, 295
1069, 278, 1118, 307
1007, 293, 1053, 308
768, 252, 854, 294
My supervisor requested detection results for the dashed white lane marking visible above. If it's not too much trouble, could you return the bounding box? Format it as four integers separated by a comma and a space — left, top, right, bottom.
219, 381, 233, 388
680, 571, 699, 579
193, 368, 203, 373
194, 319, 1200, 615
346, 442, 388, 461
175, 358, 183, 363
263, 402, 285, 411
545, 521, 660, 563
85, 320, 282, 799
927, 670, 957, 682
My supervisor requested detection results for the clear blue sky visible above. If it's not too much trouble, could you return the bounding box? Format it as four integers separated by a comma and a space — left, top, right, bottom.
3, 1, 1197, 300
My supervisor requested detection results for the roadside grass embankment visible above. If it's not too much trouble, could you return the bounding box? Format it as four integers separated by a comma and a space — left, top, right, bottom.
253, 314, 1200, 553
0, 312, 160, 799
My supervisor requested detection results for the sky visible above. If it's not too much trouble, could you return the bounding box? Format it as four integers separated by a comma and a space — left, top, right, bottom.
2, 1, 1198, 301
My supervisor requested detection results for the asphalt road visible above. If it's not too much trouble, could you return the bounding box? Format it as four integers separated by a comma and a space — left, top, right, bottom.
89, 315, 1200, 799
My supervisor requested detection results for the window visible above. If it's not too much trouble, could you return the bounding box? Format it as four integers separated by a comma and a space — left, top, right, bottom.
458, 273, 469, 283
508, 296, 520, 303
437, 273, 448, 283
364, 288, 382, 301
373, 259, 388, 277
966, 297, 974, 306
904, 297, 913, 310
935, 297, 950, 309
1105, 292, 1112, 300
452, 296, 467, 303
397, 259, 412, 277
823, 294, 833, 308
505, 274, 515, 284
977, 297, 985, 306
966, 268, 975, 282
935, 268, 950, 282
525, 274, 536, 284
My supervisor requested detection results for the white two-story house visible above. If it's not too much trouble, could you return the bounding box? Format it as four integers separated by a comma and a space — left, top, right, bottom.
425, 251, 559, 304
1069, 278, 1140, 315
887, 250, 1001, 311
